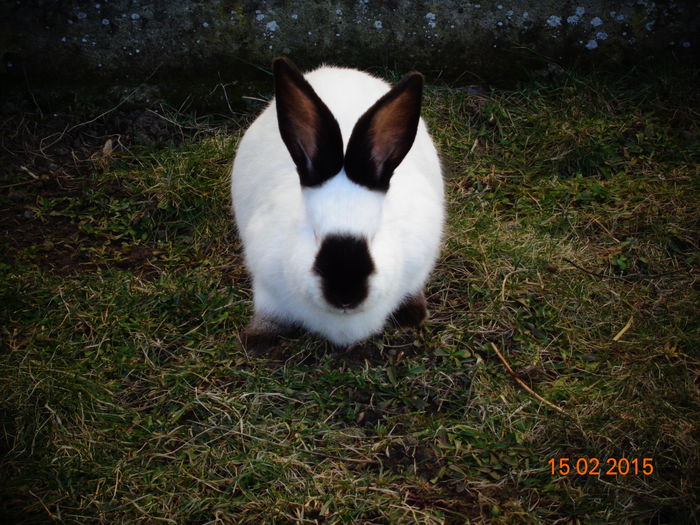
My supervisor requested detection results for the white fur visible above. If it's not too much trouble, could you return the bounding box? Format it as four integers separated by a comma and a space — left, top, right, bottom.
231, 66, 444, 346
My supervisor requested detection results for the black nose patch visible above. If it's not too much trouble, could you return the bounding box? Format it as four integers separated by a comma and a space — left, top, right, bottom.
313, 234, 375, 310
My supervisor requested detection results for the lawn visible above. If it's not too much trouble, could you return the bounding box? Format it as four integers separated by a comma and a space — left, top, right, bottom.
1, 65, 698, 523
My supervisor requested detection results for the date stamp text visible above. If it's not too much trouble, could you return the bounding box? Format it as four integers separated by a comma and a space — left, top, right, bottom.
548, 457, 654, 476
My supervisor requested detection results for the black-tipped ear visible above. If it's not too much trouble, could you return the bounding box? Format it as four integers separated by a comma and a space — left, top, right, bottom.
273, 57, 344, 187
344, 72, 424, 192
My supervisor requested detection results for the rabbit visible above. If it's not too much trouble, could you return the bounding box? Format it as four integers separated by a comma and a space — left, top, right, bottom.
231, 57, 444, 352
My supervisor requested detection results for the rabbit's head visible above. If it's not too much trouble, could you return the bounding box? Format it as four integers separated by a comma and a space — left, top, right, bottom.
273, 58, 424, 313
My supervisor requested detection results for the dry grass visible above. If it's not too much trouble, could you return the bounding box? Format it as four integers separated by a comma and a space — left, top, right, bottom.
1, 65, 699, 523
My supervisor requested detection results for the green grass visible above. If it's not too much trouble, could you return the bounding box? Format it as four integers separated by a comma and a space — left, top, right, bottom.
2, 66, 699, 523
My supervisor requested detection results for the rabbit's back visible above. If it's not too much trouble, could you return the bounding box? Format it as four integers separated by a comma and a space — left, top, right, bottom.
304, 67, 392, 143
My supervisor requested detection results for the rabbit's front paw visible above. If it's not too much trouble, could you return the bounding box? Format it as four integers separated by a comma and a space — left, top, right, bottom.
242, 315, 294, 358
390, 292, 427, 328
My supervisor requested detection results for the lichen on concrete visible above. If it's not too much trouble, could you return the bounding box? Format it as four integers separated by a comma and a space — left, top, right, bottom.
1, 1, 697, 91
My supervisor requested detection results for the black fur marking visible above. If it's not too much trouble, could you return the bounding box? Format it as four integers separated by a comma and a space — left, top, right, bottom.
344, 72, 423, 192
390, 293, 428, 327
273, 57, 344, 187
313, 234, 375, 310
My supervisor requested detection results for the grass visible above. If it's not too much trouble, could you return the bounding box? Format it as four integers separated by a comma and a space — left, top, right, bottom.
1, 65, 699, 523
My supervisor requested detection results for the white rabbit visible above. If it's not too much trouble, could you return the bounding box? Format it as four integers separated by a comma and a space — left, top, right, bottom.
231, 57, 444, 351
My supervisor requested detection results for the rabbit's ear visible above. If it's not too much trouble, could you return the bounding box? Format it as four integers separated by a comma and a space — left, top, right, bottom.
344, 72, 423, 192
273, 57, 344, 187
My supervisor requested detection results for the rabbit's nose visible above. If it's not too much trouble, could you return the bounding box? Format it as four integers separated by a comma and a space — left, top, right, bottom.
340, 301, 361, 311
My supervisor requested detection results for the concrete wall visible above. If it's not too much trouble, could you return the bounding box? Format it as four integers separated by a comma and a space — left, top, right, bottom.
2, 1, 698, 91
